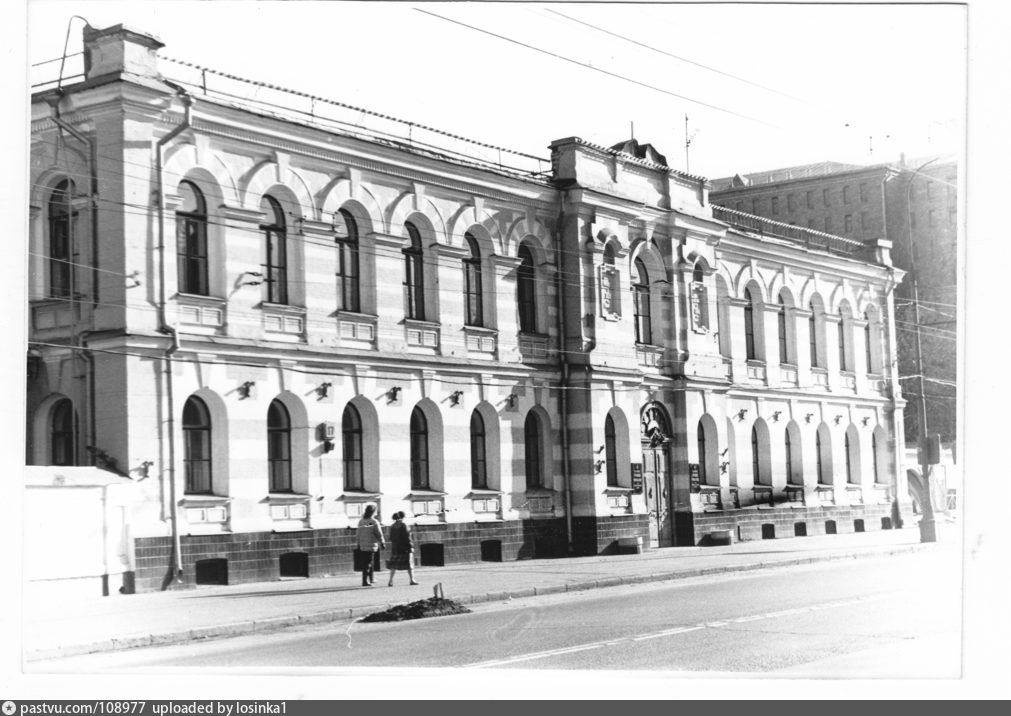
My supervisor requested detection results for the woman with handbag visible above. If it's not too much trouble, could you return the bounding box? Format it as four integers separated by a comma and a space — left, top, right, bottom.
386, 511, 419, 586
355, 504, 384, 587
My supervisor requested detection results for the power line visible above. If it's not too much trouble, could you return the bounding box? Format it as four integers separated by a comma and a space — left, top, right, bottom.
414, 8, 776, 129
544, 7, 807, 104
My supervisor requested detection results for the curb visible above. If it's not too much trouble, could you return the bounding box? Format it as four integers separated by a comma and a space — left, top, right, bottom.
25, 542, 931, 662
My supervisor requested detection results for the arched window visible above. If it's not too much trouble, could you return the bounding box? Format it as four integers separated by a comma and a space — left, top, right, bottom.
815, 429, 824, 483
342, 404, 363, 490
693, 264, 705, 284
261, 196, 288, 304
267, 399, 291, 492
50, 398, 76, 466
403, 222, 425, 320
177, 181, 209, 296
517, 244, 537, 333
844, 431, 854, 483
600, 244, 620, 316
697, 422, 708, 486
809, 302, 820, 367
183, 396, 213, 494
751, 425, 761, 484
334, 209, 360, 312
524, 411, 544, 489
48, 179, 75, 298
605, 414, 618, 487
744, 287, 757, 360
410, 406, 429, 489
864, 311, 874, 374
633, 258, 652, 344
785, 429, 794, 484
838, 311, 848, 371
463, 233, 483, 327
470, 409, 488, 489
777, 295, 788, 364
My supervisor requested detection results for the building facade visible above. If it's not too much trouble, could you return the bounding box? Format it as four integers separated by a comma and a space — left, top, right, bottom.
27, 24, 909, 593
711, 157, 958, 448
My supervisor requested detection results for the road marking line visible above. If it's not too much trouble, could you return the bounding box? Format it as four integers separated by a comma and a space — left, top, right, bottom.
465, 592, 894, 668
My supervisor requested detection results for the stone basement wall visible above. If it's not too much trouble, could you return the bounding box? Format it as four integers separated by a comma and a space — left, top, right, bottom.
690, 503, 895, 545
132, 519, 568, 592
572, 514, 651, 556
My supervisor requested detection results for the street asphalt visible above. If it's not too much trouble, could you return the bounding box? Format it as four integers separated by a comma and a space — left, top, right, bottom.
22, 525, 955, 663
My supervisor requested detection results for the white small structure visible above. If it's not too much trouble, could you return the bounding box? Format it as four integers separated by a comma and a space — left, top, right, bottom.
24, 466, 138, 598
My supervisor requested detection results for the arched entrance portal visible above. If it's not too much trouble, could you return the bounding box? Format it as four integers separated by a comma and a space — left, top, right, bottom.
641, 402, 674, 548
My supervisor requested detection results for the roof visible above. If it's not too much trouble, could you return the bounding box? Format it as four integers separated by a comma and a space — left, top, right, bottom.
608, 138, 669, 168
710, 161, 866, 192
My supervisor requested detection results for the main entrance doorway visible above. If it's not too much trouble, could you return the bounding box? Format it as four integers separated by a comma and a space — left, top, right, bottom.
641, 402, 674, 548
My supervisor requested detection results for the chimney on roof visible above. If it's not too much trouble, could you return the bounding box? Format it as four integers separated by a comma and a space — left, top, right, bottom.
82, 23, 164, 81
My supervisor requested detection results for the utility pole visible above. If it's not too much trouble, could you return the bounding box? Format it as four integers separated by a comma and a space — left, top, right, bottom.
905, 158, 940, 543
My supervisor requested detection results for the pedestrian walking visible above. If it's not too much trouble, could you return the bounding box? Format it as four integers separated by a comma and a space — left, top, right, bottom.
355, 504, 384, 587
386, 511, 419, 586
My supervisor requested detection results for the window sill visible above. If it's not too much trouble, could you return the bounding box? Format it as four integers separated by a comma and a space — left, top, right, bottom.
407, 490, 448, 499
179, 495, 232, 506
259, 302, 306, 315
463, 325, 498, 336
337, 491, 381, 501
261, 493, 311, 504
402, 318, 441, 330
466, 489, 503, 498
603, 486, 633, 495
175, 292, 224, 305
335, 310, 377, 321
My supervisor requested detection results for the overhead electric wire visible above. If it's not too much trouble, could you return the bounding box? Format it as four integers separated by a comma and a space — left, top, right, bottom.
413, 7, 776, 128
543, 7, 807, 104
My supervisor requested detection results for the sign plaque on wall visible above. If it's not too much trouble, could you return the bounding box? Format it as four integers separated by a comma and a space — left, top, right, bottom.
689, 463, 701, 492
631, 463, 644, 493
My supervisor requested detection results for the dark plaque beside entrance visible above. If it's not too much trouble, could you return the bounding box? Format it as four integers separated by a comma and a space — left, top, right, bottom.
689, 463, 701, 492
631, 463, 644, 493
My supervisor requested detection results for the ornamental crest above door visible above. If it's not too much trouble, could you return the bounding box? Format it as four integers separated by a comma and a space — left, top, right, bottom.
640, 402, 670, 447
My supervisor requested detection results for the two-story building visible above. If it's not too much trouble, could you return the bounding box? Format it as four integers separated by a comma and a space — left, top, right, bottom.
26, 23, 909, 593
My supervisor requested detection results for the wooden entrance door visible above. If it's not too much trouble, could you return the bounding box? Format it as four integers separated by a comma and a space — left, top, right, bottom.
643, 446, 673, 548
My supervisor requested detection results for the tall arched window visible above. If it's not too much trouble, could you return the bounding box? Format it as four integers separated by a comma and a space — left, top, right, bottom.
50, 398, 76, 466
815, 428, 826, 484
524, 411, 543, 489
403, 222, 425, 320
261, 196, 288, 304
342, 404, 363, 491
48, 179, 75, 298
864, 311, 874, 374
183, 396, 212, 494
463, 233, 483, 327
334, 209, 360, 312
777, 295, 788, 364
838, 311, 848, 371
601, 244, 620, 316
267, 399, 291, 492
809, 302, 820, 367
633, 258, 652, 344
785, 429, 794, 484
177, 181, 209, 296
697, 422, 707, 486
605, 414, 618, 487
470, 409, 487, 489
751, 424, 761, 484
517, 244, 537, 333
410, 406, 429, 489
844, 431, 854, 483
744, 288, 757, 360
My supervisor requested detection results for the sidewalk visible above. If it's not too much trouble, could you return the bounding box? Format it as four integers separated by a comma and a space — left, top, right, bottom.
22, 527, 950, 662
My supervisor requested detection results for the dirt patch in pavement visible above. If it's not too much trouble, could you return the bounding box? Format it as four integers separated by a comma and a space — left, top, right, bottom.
359, 597, 472, 622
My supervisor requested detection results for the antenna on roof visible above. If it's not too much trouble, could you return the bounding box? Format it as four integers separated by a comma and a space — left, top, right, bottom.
630, 120, 635, 140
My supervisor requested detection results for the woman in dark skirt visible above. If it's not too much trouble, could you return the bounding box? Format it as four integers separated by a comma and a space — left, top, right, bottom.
386, 511, 419, 586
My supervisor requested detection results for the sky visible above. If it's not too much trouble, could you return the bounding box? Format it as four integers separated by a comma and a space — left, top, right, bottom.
25, 0, 967, 180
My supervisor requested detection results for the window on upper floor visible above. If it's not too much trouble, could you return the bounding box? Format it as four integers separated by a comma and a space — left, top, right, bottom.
605, 414, 619, 488
771, 197, 779, 215
524, 410, 545, 490
403, 222, 426, 321
777, 295, 789, 364
267, 399, 292, 493
843, 186, 851, 204
787, 194, 796, 212
334, 209, 360, 313
177, 181, 209, 296
823, 188, 830, 207
633, 258, 652, 345
260, 196, 288, 305
183, 396, 213, 494
48, 179, 76, 299
824, 216, 833, 233
517, 243, 538, 333
838, 311, 848, 371
860, 183, 868, 202
600, 244, 621, 318
844, 214, 853, 233
463, 233, 484, 327
806, 190, 814, 209
744, 287, 757, 360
